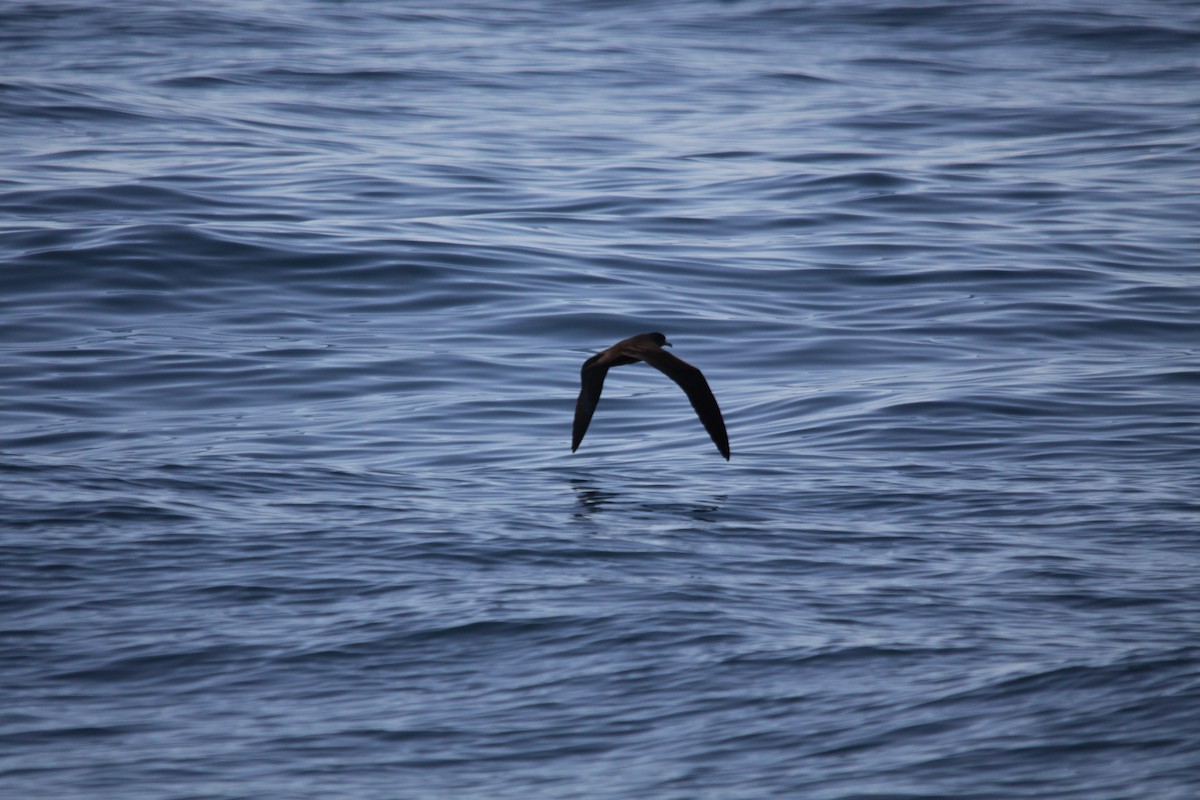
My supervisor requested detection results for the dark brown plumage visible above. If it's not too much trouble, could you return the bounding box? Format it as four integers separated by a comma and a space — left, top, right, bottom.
572, 332, 730, 460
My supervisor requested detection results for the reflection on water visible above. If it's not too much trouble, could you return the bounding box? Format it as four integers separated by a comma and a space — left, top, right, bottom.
570, 478, 623, 516
570, 477, 726, 518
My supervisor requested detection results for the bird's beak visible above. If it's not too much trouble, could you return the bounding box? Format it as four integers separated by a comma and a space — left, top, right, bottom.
664, 341, 673, 347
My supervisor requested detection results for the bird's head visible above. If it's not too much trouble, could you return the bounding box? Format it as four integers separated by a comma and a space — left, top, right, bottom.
647, 331, 672, 348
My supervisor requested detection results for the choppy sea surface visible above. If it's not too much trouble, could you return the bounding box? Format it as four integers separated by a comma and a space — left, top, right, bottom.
3, 1, 1200, 797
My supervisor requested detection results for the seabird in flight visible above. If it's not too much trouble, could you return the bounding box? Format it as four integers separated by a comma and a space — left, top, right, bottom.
572, 332, 730, 460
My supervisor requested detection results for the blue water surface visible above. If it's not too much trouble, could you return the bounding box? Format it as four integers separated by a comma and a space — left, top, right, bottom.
3, 1, 1200, 798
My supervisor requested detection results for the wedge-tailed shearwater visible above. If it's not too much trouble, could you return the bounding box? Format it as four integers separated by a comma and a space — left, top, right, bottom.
572, 332, 730, 460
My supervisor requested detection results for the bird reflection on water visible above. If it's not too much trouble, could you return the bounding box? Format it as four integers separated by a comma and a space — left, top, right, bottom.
569, 479, 726, 518
569, 479, 622, 515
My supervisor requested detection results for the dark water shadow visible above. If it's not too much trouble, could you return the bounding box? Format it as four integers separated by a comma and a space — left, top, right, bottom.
568, 477, 726, 519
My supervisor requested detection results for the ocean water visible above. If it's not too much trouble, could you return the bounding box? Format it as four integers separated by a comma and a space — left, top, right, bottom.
3, 1, 1199, 797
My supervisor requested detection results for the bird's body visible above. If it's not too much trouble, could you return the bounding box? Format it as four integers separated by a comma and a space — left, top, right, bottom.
572, 332, 730, 459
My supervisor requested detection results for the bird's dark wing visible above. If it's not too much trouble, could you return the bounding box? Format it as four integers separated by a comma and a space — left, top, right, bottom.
639, 347, 731, 460
572, 354, 609, 452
